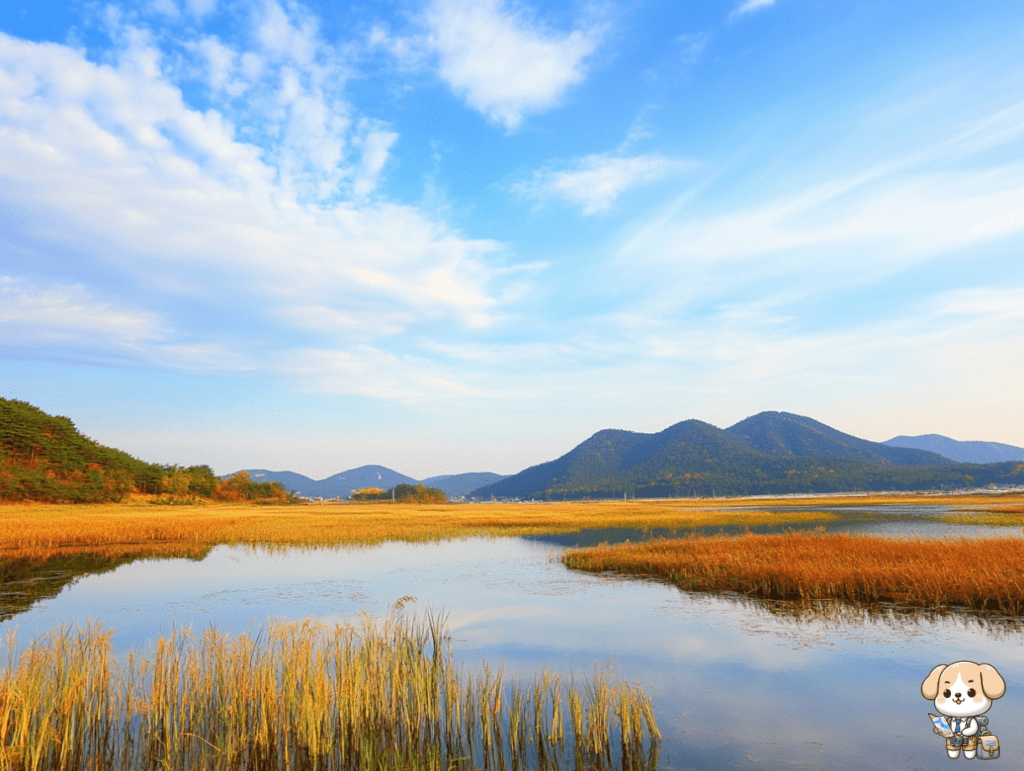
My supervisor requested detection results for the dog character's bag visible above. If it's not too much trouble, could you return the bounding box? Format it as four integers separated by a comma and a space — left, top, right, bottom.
977, 730, 999, 759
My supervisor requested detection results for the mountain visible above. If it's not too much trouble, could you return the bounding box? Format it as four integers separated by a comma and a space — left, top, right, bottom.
470, 411, 1021, 500
421, 472, 507, 499
725, 412, 950, 466
238, 468, 508, 500
239, 466, 418, 499
884, 435, 1024, 464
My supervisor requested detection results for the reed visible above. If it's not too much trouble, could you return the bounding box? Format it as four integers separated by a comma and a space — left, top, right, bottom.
4, 493, 1022, 564
562, 529, 1024, 614
0, 500, 842, 564
928, 512, 1024, 527
0, 611, 659, 771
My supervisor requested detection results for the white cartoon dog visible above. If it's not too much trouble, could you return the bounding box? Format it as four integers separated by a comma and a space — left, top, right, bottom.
922, 661, 1005, 759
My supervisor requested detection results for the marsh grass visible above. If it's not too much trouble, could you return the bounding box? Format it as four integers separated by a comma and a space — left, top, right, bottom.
0, 611, 659, 771
562, 529, 1024, 614
928, 512, 1024, 527
0, 501, 840, 563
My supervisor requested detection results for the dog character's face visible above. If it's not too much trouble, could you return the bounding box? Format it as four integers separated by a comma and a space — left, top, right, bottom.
922, 661, 1005, 718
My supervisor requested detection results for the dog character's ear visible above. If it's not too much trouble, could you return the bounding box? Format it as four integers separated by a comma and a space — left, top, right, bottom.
979, 664, 1006, 700
922, 664, 947, 700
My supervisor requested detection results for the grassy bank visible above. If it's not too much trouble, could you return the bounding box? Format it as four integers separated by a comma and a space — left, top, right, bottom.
562, 530, 1024, 614
0, 611, 659, 771
0, 500, 843, 562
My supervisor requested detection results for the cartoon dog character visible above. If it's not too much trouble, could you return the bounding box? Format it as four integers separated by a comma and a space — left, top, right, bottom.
922, 661, 1005, 759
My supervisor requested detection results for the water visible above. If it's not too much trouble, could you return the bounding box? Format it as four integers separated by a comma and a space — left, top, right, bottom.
2, 505, 1022, 770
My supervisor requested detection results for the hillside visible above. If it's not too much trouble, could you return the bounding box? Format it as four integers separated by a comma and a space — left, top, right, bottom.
725, 412, 950, 466
884, 434, 1024, 464
421, 472, 508, 499
0, 398, 200, 502
470, 411, 1023, 500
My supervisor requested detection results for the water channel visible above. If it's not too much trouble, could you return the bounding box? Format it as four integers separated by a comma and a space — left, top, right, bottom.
2, 504, 1022, 770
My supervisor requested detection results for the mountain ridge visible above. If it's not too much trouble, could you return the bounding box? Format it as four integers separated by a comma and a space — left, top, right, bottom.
883, 434, 1024, 464
469, 411, 1019, 500
237, 467, 507, 500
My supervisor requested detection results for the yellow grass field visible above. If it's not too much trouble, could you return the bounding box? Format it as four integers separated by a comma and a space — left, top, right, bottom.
562, 529, 1024, 614
1, 491, 1021, 563
0, 499, 844, 564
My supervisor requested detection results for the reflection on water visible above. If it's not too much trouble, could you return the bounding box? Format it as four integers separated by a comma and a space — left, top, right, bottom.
0, 505, 1022, 771
523, 504, 1024, 548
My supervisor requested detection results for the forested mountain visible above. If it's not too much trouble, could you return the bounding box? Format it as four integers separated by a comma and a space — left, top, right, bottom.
470, 411, 1023, 500
725, 412, 950, 466
0, 397, 215, 502
884, 434, 1024, 464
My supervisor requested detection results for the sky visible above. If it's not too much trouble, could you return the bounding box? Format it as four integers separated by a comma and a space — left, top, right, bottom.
1, 0, 1023, 479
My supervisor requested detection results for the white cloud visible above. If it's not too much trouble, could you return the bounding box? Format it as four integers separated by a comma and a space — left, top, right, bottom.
0, 276, 162, 344
285, 346, 520, 402
515, 153, 691, 214
730, 0, 777, 21
195, 35, 242, 94
424, 0, 601, 130
352, 124, 398, 197
0, 30, 502, 371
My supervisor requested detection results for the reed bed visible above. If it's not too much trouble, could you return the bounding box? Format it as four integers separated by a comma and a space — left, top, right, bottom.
0, 501, 839, 563
562, 529, 1024, 614
930, 512, 1024, 527
0, 611, 659, 771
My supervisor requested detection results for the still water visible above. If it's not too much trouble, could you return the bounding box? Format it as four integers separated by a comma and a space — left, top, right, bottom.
3, 506, 1023, 771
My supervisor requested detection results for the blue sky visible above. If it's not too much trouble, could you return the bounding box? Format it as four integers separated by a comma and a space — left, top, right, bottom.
1, 0, 1022, 479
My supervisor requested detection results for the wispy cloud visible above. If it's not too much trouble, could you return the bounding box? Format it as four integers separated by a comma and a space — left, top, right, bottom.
514, 153, 692, 214
424, 0, 603, 130
730, 0, 777, 21
0, 277, 162, 345
616, 153, 1024, 301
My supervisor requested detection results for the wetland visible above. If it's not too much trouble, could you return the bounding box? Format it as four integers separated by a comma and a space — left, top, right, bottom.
1, 496, 1023, 770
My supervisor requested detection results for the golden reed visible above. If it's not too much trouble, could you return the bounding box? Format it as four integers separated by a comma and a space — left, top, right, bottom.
0, 610, 659, 771
563, 529, 1024, 614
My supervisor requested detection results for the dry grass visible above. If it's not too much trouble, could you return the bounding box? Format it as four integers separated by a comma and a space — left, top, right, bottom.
0, 610, 658, 771
0, 500, 839, 563
930, 513, 1024, 528
562, 529, 1024, 614
715, 491, 1024, 508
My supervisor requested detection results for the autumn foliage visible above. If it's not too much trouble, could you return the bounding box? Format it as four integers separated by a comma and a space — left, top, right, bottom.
351, 483, 446, 503
212, 471, 292, 503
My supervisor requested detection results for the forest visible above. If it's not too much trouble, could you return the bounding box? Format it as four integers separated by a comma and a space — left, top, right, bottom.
0, 398, 290, 503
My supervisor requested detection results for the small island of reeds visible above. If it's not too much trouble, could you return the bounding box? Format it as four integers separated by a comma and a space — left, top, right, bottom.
562, 529, 1024, 615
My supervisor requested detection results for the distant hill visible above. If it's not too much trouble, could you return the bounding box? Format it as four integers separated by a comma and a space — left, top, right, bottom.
237, 468, 507, 500
470, 411, 1022, 500
239, 466, 418, 499
421, 472, 507, 499
884, 434, 1024, 464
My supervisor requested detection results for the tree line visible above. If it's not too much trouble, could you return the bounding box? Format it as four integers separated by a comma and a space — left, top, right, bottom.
351, 483, 447, 503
